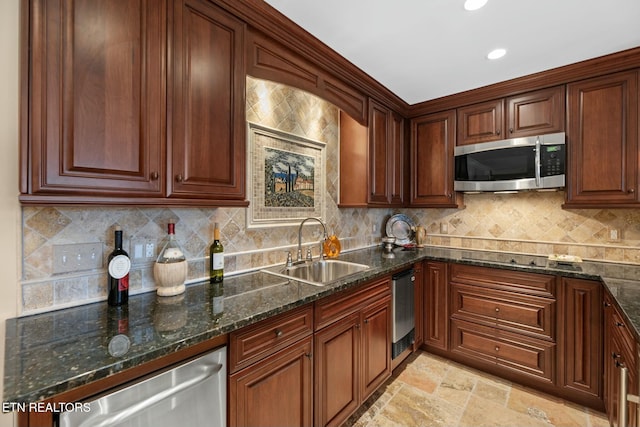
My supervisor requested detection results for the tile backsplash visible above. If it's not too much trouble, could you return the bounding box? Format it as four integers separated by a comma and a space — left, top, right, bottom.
19, 77, 640, 315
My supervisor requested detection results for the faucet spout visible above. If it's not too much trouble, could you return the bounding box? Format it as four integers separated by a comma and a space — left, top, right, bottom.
297, 217, 328, 262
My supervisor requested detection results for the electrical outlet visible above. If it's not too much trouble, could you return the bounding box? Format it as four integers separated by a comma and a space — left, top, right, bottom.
145, 242, 155, 259
53, 243, 103, 274
440, 222, 449, 234
609, 228, 620, 241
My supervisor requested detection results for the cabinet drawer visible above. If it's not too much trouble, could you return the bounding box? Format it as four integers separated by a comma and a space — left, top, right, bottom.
315, 276, 391, 331
230, 305, 313, 373
451, 283, 555, 340
451, 319, 556, 384
451, 263, 556, 298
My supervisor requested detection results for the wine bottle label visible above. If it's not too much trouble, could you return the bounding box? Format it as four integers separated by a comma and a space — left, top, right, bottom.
163, 248, 184, 259
109, 255, 131, 279
118, 275, 129, 292
213, 253, 224, 270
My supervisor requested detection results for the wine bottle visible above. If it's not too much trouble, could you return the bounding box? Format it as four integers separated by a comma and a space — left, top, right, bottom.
209, 222, 224, 283
154, 221, 188, 297
108, 226, 130, 306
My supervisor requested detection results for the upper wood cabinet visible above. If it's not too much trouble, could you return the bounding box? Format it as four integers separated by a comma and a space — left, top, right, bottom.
20, 0, 248, 206
409, 110, 461, 207
368, 99, 404, 206
22, 0, 167, 200
169, 0, 246, 201
456, 86, 565, 146
564, 70, 639, 208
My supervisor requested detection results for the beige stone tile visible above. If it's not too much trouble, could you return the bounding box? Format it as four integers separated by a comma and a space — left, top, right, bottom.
434, 364, 477, 407
460, 395, 549, 427
376, 384, 461, 427
507, 385, 589, 427
587, 409, 610, 427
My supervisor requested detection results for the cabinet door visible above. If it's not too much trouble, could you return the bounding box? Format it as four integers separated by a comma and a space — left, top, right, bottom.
410, 110, 460, 207
368, 100, 390, 205
558, 278, 602, 400
604, 295, 638, 427
169, 0, 246, 201
314, 312, 360, 427
506, 86, 565, 138
565, 70, 639, 207
229, 337, 313, 427
457, 99, 504, 146
423, 261, 448, 352
361, 296, 392, 400
413, 261, 424, 348
25, 0, 165, 198
338, 111, 368, 207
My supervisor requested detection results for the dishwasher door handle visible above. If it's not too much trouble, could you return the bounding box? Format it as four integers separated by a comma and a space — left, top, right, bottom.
79, 361, 223, 427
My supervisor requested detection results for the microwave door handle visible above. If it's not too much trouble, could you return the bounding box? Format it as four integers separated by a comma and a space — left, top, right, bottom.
535, 137, 541, 187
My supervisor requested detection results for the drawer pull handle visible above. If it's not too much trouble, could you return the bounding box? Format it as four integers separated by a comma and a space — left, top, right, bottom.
305, 353, 312, 359
495, 346, 500, 352
616, 322, 625, 328
275, 329, 283, 338
495, 307, 500, 313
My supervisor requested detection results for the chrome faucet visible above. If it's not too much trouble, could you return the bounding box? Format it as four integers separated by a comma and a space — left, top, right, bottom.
297, 217, 328, 262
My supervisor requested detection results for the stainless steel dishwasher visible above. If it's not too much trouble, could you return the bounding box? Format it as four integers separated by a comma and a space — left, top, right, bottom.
59, 346, 226, 427
392, 269, 415, 360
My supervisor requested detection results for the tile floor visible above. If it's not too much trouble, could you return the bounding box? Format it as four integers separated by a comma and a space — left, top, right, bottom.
345, 350, 610, 427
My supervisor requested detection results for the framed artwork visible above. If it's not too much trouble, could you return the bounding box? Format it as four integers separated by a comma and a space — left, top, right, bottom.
246, 122, 326, 228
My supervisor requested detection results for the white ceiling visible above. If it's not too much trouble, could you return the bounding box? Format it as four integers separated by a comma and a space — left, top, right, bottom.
264, 0, 640, 105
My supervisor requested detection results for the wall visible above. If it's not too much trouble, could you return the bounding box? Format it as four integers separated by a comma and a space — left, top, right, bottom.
1, 0, 21, 425
20, 77, 389, 315
17, 77, 640, 316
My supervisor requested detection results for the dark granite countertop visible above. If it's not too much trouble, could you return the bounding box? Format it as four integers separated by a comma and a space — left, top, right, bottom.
4, 245, 640, 403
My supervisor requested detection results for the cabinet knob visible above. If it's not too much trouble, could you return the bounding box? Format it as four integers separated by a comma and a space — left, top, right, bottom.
629, 188, 635, 193
364, 319, 369, 324
616, 322, 625, 328
613, 352, 621, 360
616, 360, 625, 368
150, 171, 159, 181
275, 329, 283, 337
305, 353, 312, 359
495, 346, 500, 352
509, 128, 513, 134
496, 129, 501, 135
604, 301, 611, 307
495, 307, 500, 313
175, 174, 184, 183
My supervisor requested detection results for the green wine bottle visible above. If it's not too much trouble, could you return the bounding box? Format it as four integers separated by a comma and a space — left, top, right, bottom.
209, 222, 224, 283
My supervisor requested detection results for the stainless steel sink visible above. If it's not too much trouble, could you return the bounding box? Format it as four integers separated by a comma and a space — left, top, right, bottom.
262, 259, 370, 286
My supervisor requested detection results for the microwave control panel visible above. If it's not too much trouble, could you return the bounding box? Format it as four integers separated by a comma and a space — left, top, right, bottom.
540, 145, 565, 177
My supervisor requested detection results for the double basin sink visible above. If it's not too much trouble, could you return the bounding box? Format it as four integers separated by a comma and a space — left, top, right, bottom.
262, 259, 370, 286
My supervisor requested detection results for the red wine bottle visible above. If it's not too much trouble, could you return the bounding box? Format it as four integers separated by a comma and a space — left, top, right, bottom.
108, 226, 130, 306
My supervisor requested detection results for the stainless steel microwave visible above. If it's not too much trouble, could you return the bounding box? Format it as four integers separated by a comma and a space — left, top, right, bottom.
454, 132, 566, 192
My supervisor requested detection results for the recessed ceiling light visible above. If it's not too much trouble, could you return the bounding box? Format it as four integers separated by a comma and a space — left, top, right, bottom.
464, 0, 488, 11
487, 48, 506, 60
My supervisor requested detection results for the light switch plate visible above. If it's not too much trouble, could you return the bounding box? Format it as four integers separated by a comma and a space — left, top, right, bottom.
53, 243, 104, 274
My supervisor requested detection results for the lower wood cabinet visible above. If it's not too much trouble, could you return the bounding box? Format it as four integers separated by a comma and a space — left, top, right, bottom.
422, 261, 448, 353
229, 305, 314, 427
314, 277, 392, 427
604, 292, 638, 427
557, 277, 602, 407
443, 263, 605, 410
229, 336, 313, 427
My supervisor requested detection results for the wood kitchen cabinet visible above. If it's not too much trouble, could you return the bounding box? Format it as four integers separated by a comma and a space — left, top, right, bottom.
409, 110, 461, 207
558, 277, 603, 407
21, 0, 167, 200
456, 86, 565, 146
229, 305, 314, 427
169, 0, 246, 201
564, 70, 639, 208
557, 278, 602, 407
20, 0, 247, 206
368, 99, 404, 206
421, 261, 449, 354
604, 292, 638, 427
449, 264, 558, 387
314, 276, 391, 427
